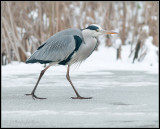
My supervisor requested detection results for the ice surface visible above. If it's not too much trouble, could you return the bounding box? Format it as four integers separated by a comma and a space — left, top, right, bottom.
2, 64, 158, 127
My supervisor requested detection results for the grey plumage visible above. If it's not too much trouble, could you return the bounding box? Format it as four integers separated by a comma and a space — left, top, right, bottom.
26, 28, 84, 64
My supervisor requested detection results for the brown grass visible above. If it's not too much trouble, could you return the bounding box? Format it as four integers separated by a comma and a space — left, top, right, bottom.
1, 1, 159, 65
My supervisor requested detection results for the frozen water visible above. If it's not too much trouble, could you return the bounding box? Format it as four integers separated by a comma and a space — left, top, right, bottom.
2, 68, 158, 127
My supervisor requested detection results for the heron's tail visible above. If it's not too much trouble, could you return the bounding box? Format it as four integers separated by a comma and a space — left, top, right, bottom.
26, 58, 52, 64
26, 51, 52, 64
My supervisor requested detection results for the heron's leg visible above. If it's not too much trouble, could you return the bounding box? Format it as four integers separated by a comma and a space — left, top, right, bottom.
66, 65, 92, 99
66, 65, 81, 97
25, 65, 50, 100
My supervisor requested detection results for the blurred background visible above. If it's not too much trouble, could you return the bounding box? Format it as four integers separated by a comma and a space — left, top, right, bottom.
1, 1, 159, 65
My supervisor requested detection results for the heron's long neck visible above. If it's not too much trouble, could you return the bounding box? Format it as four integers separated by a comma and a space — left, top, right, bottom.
82, 30, 97, 44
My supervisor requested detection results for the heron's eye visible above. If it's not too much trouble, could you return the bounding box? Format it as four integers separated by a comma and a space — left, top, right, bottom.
96, 29, 99, 32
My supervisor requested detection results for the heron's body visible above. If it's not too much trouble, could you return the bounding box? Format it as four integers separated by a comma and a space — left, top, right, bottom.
25, 24, 117, 99
26, 28, 98, 65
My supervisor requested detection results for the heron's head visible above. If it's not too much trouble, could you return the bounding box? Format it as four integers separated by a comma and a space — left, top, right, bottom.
83, 24, 118, 37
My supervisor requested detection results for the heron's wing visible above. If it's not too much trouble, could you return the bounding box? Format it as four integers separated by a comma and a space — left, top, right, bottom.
26, 35, 76, 64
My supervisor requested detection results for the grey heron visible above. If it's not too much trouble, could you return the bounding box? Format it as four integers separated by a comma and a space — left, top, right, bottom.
25, 24, 118, 100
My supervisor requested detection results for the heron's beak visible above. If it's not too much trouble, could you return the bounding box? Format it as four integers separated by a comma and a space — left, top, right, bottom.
101, 30, 118, 35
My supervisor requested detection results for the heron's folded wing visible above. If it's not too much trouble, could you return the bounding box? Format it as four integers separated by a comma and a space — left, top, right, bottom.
26, 35, 75, 64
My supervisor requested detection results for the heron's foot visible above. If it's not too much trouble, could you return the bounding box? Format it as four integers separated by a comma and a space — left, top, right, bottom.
71, 96, 92, 99
25, 93, 47, 100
